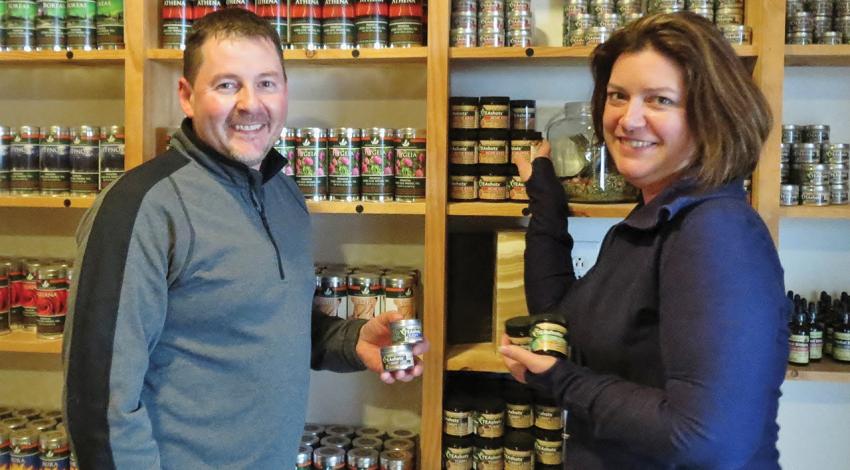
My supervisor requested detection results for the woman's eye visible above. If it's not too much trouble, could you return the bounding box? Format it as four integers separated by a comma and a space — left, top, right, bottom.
653, 96, 675, 106
607, 91, 626, 102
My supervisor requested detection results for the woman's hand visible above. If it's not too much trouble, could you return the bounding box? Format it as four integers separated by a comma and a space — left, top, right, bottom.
356, 312, 430, 384
513, 139, 552, 182
499, 334, 557, 384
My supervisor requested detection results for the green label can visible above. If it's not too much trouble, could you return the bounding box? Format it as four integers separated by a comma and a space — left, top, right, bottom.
96, 0, 124, 49
360, 127, 395, 201
6, 0, 37, 50
35, 0, 66, 51
394, 128, 425, 201
295, 127, 328, 201
67, 0, 96, 49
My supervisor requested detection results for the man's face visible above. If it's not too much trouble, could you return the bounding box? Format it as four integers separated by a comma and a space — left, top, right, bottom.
178, 35, 288, 170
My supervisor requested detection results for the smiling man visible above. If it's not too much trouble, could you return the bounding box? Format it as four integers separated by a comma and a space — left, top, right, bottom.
63, 9, 426, 469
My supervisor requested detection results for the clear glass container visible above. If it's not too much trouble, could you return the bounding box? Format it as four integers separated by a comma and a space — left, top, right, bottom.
545, 101, 638, 203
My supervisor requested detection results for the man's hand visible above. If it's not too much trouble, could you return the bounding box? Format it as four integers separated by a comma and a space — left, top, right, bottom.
513, 139, 552, 182
498, 334, 557, 384
356, 312, 430, 384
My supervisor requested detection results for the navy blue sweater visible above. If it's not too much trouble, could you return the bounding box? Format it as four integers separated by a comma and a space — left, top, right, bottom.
524, 159, 790, 469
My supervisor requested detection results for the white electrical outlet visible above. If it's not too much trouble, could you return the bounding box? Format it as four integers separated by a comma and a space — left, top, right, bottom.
571, 241, 600, 279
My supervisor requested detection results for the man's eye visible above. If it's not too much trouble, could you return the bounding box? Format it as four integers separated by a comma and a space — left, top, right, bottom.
217, 82, 236, 90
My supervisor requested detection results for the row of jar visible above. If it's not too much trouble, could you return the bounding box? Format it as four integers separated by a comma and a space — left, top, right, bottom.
0, 0, 124, 51
781, 143, 849, 165
277, 127, 426, 202
300, 423, 418, 470
449, 163, 529, 202
450, 97, 536, 131
313, 264, 419, 320
450, 129, 541, 167
0, 407, 75, 470
443, 430, 565, 469
0, 125, 125, 196
786, 289, 850, 365
451, 0, 535, 48
779, 183, 847, 206
161, 0, 426, 50
785, 0, 850, 45
0, 257, 73, 339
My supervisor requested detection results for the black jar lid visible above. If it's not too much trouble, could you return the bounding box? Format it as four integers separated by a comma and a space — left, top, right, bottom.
444, 435, 474, 449
508, 164, 520, 177
473, 436, 504, 450
510, 99, 536, 108
477, 395, 506, 414
534, 427, 563, 441
530, 312, 567, 327
478, 129, 510, 141
479, 164, 509, 176
510, 129, 540, 141
505, 315, 532, 337
503, 430, 535, 450
450, 128, 479, 140
503, 380, 532, 403
480, 96, 511, 105
444, 393, 473, 412
449, 164, 479, 176
533, 392, 558, 407
451, 96, 480, 106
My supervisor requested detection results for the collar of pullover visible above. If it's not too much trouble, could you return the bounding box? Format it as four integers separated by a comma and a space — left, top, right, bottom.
622, 177, 746, 231
170, 118, 286, 188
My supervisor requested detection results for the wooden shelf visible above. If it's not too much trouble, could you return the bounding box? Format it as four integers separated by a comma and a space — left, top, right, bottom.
450, 44, 757, 62
147, 47, 427, 64
449, 342, 850, 382
0, 195, 95, 209
0, 49, 125, 64
306, 200, 425, 215
447, 202, 635, 218
0, 330, 62, 355
780, 205, 850, 219
785, 45, 850, 66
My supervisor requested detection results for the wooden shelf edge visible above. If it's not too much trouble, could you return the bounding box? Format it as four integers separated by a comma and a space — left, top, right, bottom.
785, 44, 850, 66
0, 49, 125, 63
147, 47, 427, 63
779, 205, 850, 219
306, 200, 426, 215
0, 196, 95, 209
0, 331, 62, 355
447, 202, 634, 218
449, 342, 850, 381
450, 44, 755, 61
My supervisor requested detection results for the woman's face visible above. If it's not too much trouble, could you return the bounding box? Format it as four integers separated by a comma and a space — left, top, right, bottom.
602, 47, 696, 201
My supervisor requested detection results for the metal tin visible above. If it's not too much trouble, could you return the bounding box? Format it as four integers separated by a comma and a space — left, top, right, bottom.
803, 124, 830, 144
394, 128, 426, 202
589, 0, 615, 16
354, 0, 389, 48
2, 259, 24, 330
321, 435, 352, 450
478, 0, 504, 14
782, 124, 799, 144
597, 12, 620, 30
831, 185, 849, 204
780, 143, 791, 163
507, 29, 533, 47
10, 126, 41, 195
41, 410, 63, 423
67, 0, 97, 50
786, 0, 805, 17
450, 28, 477, 47
790, 12, 813, 32
817, 31, 843, 45
506, 11, 533, 30
360, 128, 395, 201
477, 13, 505, 31
802, 184, 830, 205
70, 125, 101, 195
0, 126, 10, 193
824, 143, 850, 164
388, 0, 423, 47
477, 27, 505, 47
839, 0, 850, 16
347, 447, 379, 469
327, 128, 361, 201
789, 31, 813, 45
28, 418, 56, 433
380, 344, 415, 371
829, 163, 848, 185
160, 0, 192, 49
35, 264, 69, 339
564, 0, 588, 16
383, 274, 417, 319
452, 10, 477, 29
585, 26, 611, 45
96, 0, 125, 49
355, 426, 384, 439
616, 0, 643, 16
6, 0, 37, 50
304, 423, 325, 437
813, 15, 833, 38
10, 427, 39, 469
1, 417, 29, 432
314, 270, 348, 319
274, 128, 298, 177
390, 318, 422, 344
352, 436, 383, 451
295, 127, 328, 201
326, 425, 356, 438
39, 126, 71, 195
687, 7, 713, 20
507, 0, 532, 14
99, 125, 125, 190
295, 445, 312, 467
322, 0, 356, 49
794, 163, 829, 186
290, 0, 322, 50
380, 449, 414, 470
387, 428, 417, 442
302, 433, 320, 449
313, 445, 346, 468
792, 142, 820, 163
781, 162, 790, 183
0, 264, 9, 336
453, 0, 478, 13
809, 0, 835, 17
35, 0, 67, 51
714, 6, 744, 25
384, 437, 415, 453
780, 184, 799, 206
720, 24, 752, 44
347, 272, 383, 320
21, 261, 41, 331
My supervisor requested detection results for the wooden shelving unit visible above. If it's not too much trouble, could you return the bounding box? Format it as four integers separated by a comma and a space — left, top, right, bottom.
784, 44, 850, 66
449, 44, 757, 62
0, 49, 125, 64
780, 205, 850, 219
307, 200, 426, 215
447, 202, 636, 218
786, 358, 850, 383
0, 331, 63, 355
147, 46, 428, 64
0, 196, 95, 209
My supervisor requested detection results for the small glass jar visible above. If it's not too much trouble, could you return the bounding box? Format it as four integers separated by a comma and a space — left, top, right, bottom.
451, 97, 480, 129
478, 164, 509, 201
508, 165, 529, 202
510, 100, 536, 130
444, 394, 474, 437
443, 435, 474, 468
449, 164, 479, 201
478, 130, 510, 164
505, 316, 532, 350
504, 382, 534, 430
530, 313, 569, 359
479, 96, 511, 129
473, 436, 504, 469
533, 394, 563, 431
503, 430, 535, 469
475, 396, 506, 438
534, 427, 563, 468
450, 129, 478, 165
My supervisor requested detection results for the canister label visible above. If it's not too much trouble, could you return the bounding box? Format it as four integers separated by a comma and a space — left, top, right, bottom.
788, 334, 809, 364
535, 405, 562, 430
834, 331, 850, 361
475, 411, 504, 438
474, 447, 503, 470
444, 445, 473, 470
534, 438, 562, 465
504, 448, 534, 469
443, 410, 473, 437
506, 404, 533, 428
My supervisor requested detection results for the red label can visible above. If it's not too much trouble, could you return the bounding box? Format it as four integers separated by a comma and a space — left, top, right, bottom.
35, 265, 69, 339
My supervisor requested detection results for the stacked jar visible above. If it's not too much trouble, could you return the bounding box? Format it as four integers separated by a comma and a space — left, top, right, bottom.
1, 124, 124, 197
563, 0, 645, 47
449, 96, 539, 202
506, 0, 533, 47
780, 123, 849, 206
289, 126, 425, 202
786, 0, 850, 45
451, 0, 533, 47
313, 263, 420, 321
478, 0, 506, 47
0, 409, 72, 470
2, 0, 124, 52
0, 257, 73, 338
300, 423, 418, 469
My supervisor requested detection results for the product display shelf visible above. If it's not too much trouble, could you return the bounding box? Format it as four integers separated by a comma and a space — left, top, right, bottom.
784, 44, 850, 66
449, 44, 757, 62
0, 49, 126, 64
447, 201, 635, 218
0, 331, 63, 355
0, 195, 95, 209
779, 205, 850, 219
306, 200, 426, 215
786, 357, 850, 383
146, 47, 428, 64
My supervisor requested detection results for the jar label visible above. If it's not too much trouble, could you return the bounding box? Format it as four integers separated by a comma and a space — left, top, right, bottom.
450, 140, 477, 164
475, 411, 504, 438
296, 143, 328, 199
504, 448, 534, 469
479, 106, 510, 129
506, 404, 533, 428
381, 347, 415, 371
328, 141, 360, 200
450, 176, 477, 200
510, 141, 532, 164
478, 140, 508, 164
509, 177, 528, 201
474, 447, 503, 469
478, 176, 508, 201
96, 0, 124, 47
445, 445, 473, 470
314, 294, 347, 319
809, 330, 823, 360
323, 17, 356, 47
361, 143, 394, 199
394, 140, 425, 201
531, 334, 567, 356
21, 279, 38, 328
535, 439, 562, 465
347, 292, 381, 319
10, 452, 40, 469
788, 334, 809, 364
535, 405, 563, 430
834, 331, 850, 361
443, 410, 473, 436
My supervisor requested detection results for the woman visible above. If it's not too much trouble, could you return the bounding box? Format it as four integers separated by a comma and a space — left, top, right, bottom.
500, 13, 789, 469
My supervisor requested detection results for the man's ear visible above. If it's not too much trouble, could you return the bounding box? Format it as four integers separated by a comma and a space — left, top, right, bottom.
178, 77, 195, 118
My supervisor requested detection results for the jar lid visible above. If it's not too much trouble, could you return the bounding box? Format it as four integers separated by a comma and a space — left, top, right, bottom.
478, 129, 510, 140
444, 393, 473, 411
533, 427, 563, 441
450, 128, 479, 140
479, 164, 509, 176
480, 96, 511, 104
510, 129, 540, 141
510, 99, 536, 108
473, 436, 504, 449
477, 395, 506, 413
450, 164, 479, 176
531, 312, 566, 326
503, 430, 535, 450
450, 96, 480, 105
505, 315, 532, 336
503, 380, 532, 402
508, 164, 520, 176
443, 435, 474, 449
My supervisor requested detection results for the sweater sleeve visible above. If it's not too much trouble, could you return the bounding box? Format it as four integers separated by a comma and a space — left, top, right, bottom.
64, 185, 189, 470
311, 313, 368, 372
524, 158, 576, 315
527, 203, 789, 467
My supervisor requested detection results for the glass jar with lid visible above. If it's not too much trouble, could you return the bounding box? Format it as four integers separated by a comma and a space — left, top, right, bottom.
545, 101, 638, 203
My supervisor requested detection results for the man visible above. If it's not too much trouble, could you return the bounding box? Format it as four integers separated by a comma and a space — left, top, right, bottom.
63, 9, 426, 469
